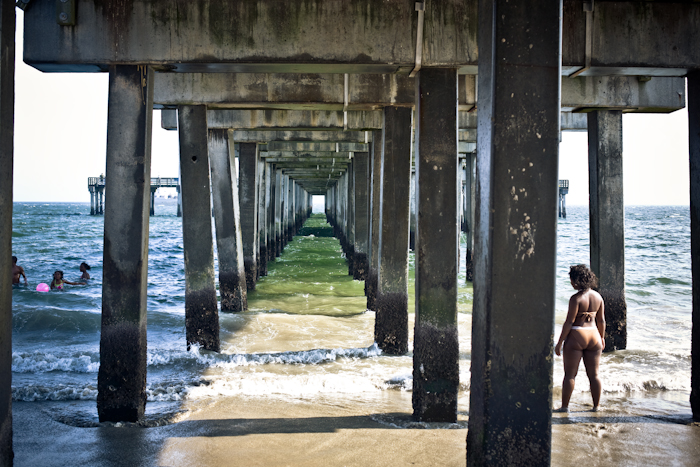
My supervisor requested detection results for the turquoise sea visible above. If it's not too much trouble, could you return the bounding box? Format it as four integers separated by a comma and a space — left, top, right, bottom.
9, 200, 694, 425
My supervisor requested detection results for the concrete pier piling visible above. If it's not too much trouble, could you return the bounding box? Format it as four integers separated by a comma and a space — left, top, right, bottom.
178, 105, 220, 352
690, 73, 700, 420
353, 152, 370, 281
366, 131, 382, 311
274, 169, 283, 257
0, 0, 14, 460
588, 110, 627, 352
412, 68, 460, 423
258, 160, 269, 277
97, 65, 154, 423
209, 129, 247, 312
464, 153, 475, 283
467, 0, 561, 463
239, 142, 259, 291
346, 159, 356, 276
375, 107, 412, 355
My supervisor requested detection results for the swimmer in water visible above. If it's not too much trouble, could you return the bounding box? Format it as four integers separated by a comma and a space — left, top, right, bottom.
79, 262, 91, 280
12, 256, 27, 285
555, 264, 606, 412
50, 270, 83, 290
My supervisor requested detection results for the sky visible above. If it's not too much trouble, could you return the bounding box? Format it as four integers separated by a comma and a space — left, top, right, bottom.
11, 10, 691, 206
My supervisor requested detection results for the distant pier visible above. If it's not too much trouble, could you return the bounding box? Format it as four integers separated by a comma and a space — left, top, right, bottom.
559, 180, 569, 219
88, 176, 181, 216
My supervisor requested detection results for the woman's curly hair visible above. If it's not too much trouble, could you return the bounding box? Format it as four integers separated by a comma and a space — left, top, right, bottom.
569, 264, 598, 290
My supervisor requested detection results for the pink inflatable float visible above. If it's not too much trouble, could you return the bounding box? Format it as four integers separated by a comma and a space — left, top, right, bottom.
36, 283, 50, 292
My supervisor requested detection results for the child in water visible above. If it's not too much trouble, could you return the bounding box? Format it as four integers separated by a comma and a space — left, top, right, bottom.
79, 262, 91, 280
50, 270, 83, 290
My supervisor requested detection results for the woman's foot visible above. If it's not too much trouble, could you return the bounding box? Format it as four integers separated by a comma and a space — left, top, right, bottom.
591, 405, 601, 412
553, 407, 569, 413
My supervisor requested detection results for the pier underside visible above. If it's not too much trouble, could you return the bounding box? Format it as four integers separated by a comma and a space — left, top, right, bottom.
3, 0, 700, 465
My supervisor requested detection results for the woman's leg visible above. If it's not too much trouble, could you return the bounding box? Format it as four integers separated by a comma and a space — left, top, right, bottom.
582, 342, 603, 409
561, 339, 583, 409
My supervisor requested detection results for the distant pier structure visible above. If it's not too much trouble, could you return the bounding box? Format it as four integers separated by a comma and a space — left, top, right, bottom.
87, 176, 105, 215
558, 180, 569, 219
88, 176, 181, 216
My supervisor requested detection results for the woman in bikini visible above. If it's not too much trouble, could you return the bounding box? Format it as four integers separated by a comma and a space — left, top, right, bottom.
555, 264, 606, 412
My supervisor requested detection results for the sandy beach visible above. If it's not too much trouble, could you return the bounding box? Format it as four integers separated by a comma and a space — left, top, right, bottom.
11, 396, 700, 467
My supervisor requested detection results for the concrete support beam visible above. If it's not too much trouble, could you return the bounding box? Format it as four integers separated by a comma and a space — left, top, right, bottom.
238, 142, 259, 291
467, 0, 561, 463
0, 1, 14, 461
161, 108, 177, 130
228, 131, 370, 144
97, 65, 154, 423
265, 142, 370, 152
561, 76, 685, 113
178, 105, 220, 352
209, 129, 247, 312
413, 68, 460, 423
375, 107, 411, 355
689, 73, 700, 420
588, 110, 627, 351
208, 109, 382, 131
353, 152, 370, 281
155, 72, 476, 111
24, 1, 477, 73
367, 131, 382, 311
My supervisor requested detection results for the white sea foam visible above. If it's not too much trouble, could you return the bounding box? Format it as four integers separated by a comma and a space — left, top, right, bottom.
12, 351, 99, 374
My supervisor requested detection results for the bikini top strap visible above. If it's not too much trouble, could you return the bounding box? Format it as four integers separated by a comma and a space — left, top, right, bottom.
578, 311, 596, 322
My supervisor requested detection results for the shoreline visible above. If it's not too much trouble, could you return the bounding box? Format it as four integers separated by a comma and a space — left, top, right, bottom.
11, 393, 700, 467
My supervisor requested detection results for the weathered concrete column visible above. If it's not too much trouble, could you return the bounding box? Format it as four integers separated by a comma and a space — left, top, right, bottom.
89, 187, 95, 215
353, 152, 370, 281
209, 129, 247, 312
97, 65, 154, 423
287, 177, 295, 241
267, 164, 276, 261
467, 0, 561, 464
149, 186, 157, 216
176, 186, 182, 217
346, 159, 356, 275
238, 142, 259, 291
274, 169, 283, 257
465, 153, 476, 282
178, 105, 220, 352
409, 170, 416, 251
258, 160, 269, 277
281, 174, 288, 249
367, 130, 383, 310
375, 107, 412, 355
0, 1, 14, 460
413, 68, 460, 423
588, 110, 627, 352
689, 73, 700, 420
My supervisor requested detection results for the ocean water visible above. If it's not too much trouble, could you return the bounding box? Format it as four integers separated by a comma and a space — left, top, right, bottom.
9, 201, 693, 425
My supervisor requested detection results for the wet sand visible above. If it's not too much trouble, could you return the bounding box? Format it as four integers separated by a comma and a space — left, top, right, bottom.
11, 397, 700, 467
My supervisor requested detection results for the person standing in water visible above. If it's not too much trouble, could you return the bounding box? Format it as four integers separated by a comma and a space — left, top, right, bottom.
555, 264, 606, 412
12, 256, 27, 285
79, 262, 91, 280
50, 270, 83, 290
